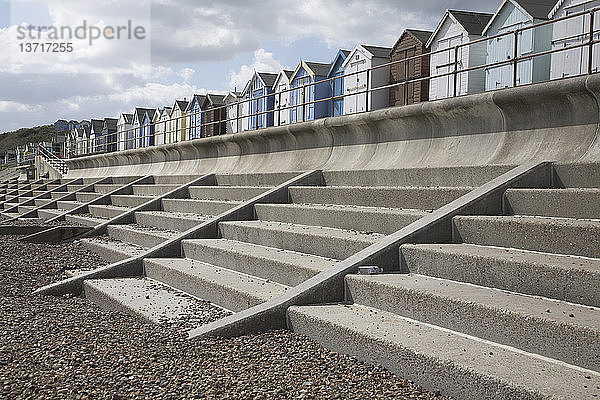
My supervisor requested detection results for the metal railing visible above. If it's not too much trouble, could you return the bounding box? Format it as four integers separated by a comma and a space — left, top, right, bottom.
38, 144, 68, 175
65, 6, 600, 157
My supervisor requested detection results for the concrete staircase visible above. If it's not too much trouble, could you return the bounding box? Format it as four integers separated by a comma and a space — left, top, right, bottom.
80, 166, 514, 329
287, 163, 600, 400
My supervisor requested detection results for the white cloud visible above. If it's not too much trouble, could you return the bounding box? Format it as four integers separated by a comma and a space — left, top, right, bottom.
0, 100, 33, 112
228, 48, 283, 90
178, 67, 195, 83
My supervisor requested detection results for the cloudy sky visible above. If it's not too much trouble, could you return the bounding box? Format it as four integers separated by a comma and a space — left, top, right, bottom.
0, 0, 496, 133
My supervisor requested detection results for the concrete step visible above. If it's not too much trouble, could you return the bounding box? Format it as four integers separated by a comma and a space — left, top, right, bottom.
219, 220, 383, 260
66, 184, 89, 192
32, 190, 48, 197
111, 176, 144, 185
34, 198, 54, 206
345, 274, 600, 372
75, 192, 103, 203
254, 203, 427, 235
110, 195, 153, 208
188, 186, 269, 201
88, 204, 129, 219
17, 205, 36, 214
289, 186, 472, 210
400, 243, 600, 307
83, 277, 223, 325
214, 172, 300, 187
17, 190, 31, 195
50, 192, 70, 199
94, 184, 130, 194
453, 215, 600, 258
553, 162, 600, 188
56, 200, 83, 210
181, 239, 338, 287
162, 198, 239, 216
153, 175, 202, 185
45, 184, 61, 190
37, 209, 64, 219
144, 258, 289, 312
134, 211, 207, 232
107, 224, 175, 249
65, 214, 105, 227
287, 304, 600, 400
80, 237, 145, 263
504, 188, 600, 219
132, 184, 181, 196
321, 166, 515, 187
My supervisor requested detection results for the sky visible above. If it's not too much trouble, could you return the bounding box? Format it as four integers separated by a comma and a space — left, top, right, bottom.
0, 0, 497, 133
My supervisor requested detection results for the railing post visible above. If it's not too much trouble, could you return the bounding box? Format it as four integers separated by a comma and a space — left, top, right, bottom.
236, 100, 240, 133
365, 69, 370, 111
513, 31, 519, 87
589, 10, 595, 75
453, 46, 459, 98
331, 77, 335, 117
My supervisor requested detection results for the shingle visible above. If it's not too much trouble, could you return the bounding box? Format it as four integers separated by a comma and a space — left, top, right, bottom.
513, 0, 557, 19
362, 45, 392, 58
304, 61, 332, 77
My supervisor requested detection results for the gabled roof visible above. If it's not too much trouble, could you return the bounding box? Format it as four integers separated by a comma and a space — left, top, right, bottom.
185, 94, 205, 112
224, 91, 241, 103
273, 69, 295, 89
203, 93, 226, 108
483, 0, 556, 35
120, 113, 133, 124
160, 107, 173, 118
548, 0, 566, 18
103, 118, 118, 131
290, 60, 332, 82
361, 45, 392, 58
392, 29, 434, 53
327, 49, 351, 77
257, 72, 278, 88
90, 119, 104, 134
426, 9, 493, 47
133, 108, 155, 124
142, 109, 156, 122
342, 44, 392, 69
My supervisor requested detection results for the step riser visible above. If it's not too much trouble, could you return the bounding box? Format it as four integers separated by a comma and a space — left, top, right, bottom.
65, 215, 101, 227
321, 166, 514, 188
144, 260, 265, 312
134, 212, 203, 232
83, 281, 152, 324
94, 184, 130, 194
287, 308, 544, 400
288, 187, 469, 210
107, 226, 169, 249
153, 175, 201, 184
50, 192, 70, 199
80, 239, 133, 263
110, 195, 152, 208
453, 217, 600, 258
34, 199, 54, 206
56, 201, 80, 211
214, 172, 299, 187
162, 199, 236, 216
37, 209, 62, 220
219, 223, 375, 260
132, 185, 182, 196
400, 245, 600, 307
504, 189, 600, 219
188, 187, 267, 201
345, 276, 600, 372
254, 204, 423, 235
75, 193, 103, 202
181, 241, 323, 287
88, 205, 126, 219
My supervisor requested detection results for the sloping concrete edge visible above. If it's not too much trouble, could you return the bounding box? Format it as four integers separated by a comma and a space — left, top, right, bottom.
188, 161, 552, 338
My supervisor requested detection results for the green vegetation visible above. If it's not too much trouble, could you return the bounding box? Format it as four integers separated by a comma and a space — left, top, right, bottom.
0, 125, 54, 152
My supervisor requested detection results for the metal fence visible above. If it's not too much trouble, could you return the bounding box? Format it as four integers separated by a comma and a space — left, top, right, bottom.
67, 6, 600, 158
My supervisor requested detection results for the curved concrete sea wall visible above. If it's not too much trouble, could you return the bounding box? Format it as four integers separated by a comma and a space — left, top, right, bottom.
66, 75, 600, 178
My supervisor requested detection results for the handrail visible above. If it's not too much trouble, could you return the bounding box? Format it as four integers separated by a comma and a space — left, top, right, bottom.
65, 5, 600, 157
37, 144, 68, 175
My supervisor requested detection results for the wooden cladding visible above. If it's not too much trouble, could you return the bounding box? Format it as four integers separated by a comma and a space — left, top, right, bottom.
389, 32, 431, 107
